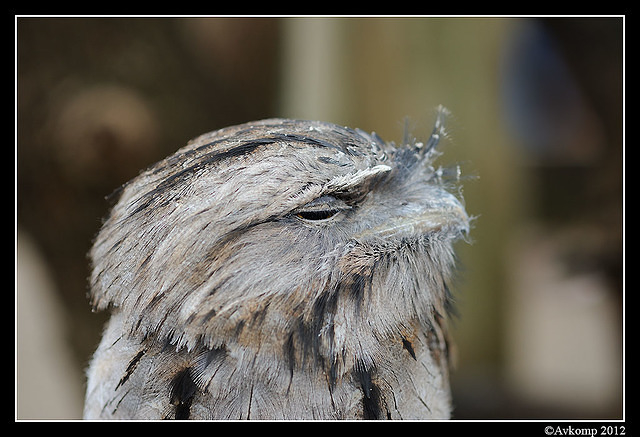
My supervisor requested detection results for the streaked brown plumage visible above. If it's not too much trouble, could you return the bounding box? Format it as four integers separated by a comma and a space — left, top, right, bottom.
84, 109, 470, 420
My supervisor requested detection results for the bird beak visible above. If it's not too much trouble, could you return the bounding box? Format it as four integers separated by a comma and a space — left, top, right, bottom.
354, 192, 469, 241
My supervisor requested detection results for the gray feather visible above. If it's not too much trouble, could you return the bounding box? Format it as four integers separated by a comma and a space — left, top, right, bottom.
84, 110, 470, 420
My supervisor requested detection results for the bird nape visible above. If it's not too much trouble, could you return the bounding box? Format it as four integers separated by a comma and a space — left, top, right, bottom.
84, 109, 470, 420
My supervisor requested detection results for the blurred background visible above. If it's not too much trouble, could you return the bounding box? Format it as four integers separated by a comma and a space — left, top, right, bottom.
16, 16, 623, 420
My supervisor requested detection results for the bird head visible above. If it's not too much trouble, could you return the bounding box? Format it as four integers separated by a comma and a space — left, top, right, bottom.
89, 109, 470, 377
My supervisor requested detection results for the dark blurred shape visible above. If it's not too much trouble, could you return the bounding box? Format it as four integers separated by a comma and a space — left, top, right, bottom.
501, 20, 605, 164
50, 84, 160, 184
501, 18, 622, 292
539, 18, 623, 292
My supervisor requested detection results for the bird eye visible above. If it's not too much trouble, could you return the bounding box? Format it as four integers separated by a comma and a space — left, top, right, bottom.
296, 209, 339, 221
292, 195, 350, 222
